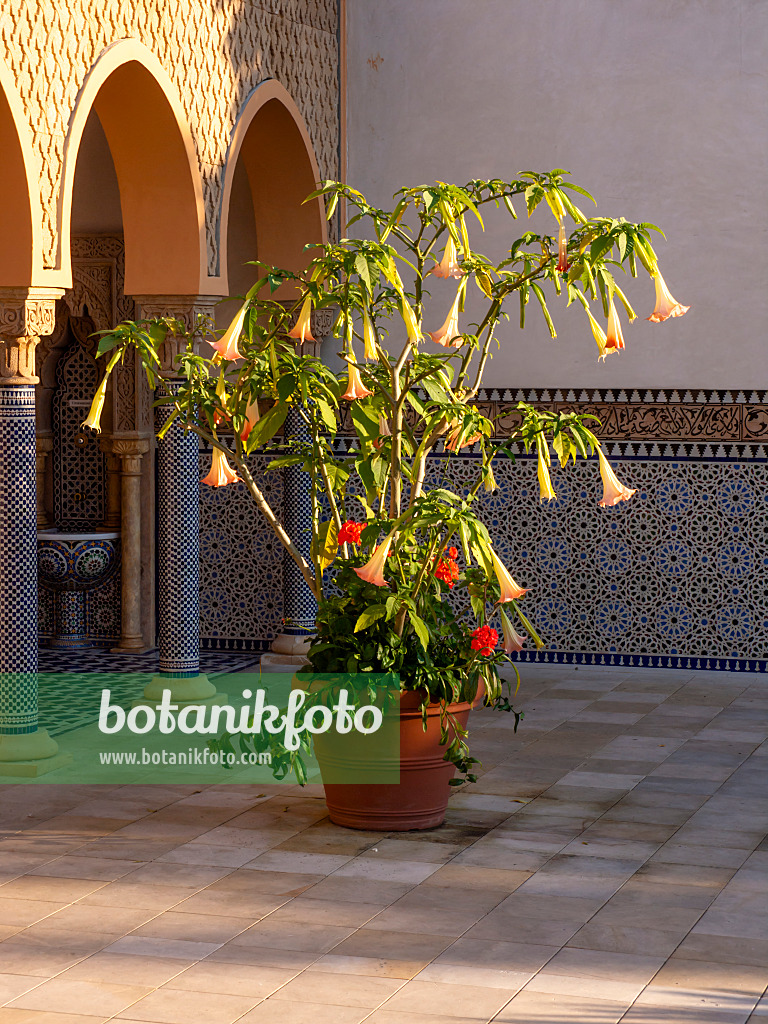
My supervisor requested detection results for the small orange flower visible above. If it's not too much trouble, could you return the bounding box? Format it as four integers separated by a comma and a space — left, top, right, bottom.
287, 296, 316, 344
428, 288, 463, 348
500, 610, 526, 654
239, 396, 260, 443
430, 234, 463, 279
556, 223, 569, 274
646, 271, 690, 323
488, 547, 527, 603
211, 302, 248, 361
604, 296, 626, 356
597, 447, 636, 507
353, 534, 394, 587
202, 449, 240, 487
341, 360, 373, 401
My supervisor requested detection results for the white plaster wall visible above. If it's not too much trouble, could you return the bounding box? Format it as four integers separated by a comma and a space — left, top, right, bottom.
346, 0, 768, 389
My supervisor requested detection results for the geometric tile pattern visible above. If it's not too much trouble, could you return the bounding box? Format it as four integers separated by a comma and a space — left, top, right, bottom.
281, 407, 317, 635
0, 387, 39, 734
199, 450, 284, 651
156, 389, 202, 676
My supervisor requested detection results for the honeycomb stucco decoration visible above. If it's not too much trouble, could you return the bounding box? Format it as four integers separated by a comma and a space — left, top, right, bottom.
0, 0, 339, 273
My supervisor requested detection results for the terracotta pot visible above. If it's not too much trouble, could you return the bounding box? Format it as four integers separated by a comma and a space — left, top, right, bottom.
316, 686, 482, 832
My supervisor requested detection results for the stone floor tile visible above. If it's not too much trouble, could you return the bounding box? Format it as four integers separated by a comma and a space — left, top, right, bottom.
0, 976, 42, 1003
0, 876, 103, 904
272, 897, 385, 929
120, 862, 236, 888
434, 937, 559, 973
79, 882, 197, 912
330, 929, 454, 968
420, 865, 532, 893
557, 770, 646, 789
103, 936, 221, 960
0, 899, 64, 928
300, 876, 413, 905
307, 954, 421, 979
8, 978, 152, 1017
566, 921, 692, 956
356, 905, 483, 937
0, 1013, 108, 1024
29, 902, 158, 936
237, 1000, 369, 1023
379, 979, 513, 1019
415, 962, 531, 992
538, 947, 665, 985
523, 969, 643, 1003
129, 911, 249, 944
25, 857, 141, 882
636, 957, 767, 1010
195, 868, 323, 897
228, 919, 355, 954
332, 859, 441, 884
364, 1012, 488, 1024
492, 990, 628, 1022
650, 844, 752, 869
620, 1008, 754, 1023
205, 945, 318, 970
113, 987, 259, 1024
559, 837, 659, 860
155, 844, 261, 868
271, 970, 404, 1007
463, 910, 583, 947
57, 953, 189, 988
164, 961, 298, 998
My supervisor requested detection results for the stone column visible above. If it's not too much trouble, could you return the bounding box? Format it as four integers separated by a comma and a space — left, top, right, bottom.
0, 288, 69, 774
260, 307, 332, 672
100, 440, 122, 530
133, 296, 223, 705
110, 438, 150, 652
35, 434, 53, 527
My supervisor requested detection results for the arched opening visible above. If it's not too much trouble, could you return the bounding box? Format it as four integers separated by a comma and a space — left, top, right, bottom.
0, 71, 37, 286
60, 44, 207, 296
219, 81, 327, 319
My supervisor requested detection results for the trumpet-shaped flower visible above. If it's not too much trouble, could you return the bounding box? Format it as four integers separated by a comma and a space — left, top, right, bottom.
287, 296, 316, 344
445, 420, 482, 452
556, 223, 569, 274
430, 234, 463, 279
81, 375, 108, 433
597, 447, 636, 507
341, 359, 373, 401
537, 442, 557, 502
500, 609, 526, 654
489, 547, 528, 602
201, 448, 240, 487
428, 288, 463, 347
363, 309, 377, 359
585, 308, 608, 360
646, 270, 690, 322
211, 301, 248, 360
400, 294, 423, 345
353, 534, 394, 587
240, 396, 260, 443
604, 297, 626, 356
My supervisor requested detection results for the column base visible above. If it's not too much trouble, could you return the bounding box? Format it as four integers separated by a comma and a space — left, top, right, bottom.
0, 729, 72, 776
140, 673, 219, 704
111, 640, 155, 654
259, 652, 311, 673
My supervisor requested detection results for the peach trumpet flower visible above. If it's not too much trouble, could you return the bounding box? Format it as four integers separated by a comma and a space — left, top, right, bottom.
353, 534, 394, 587
341, 359, 373, 401
604, 297, 626, 357
211, 301, 247, 361
585, 308, 608, 361
428, 288, 462, 347
556, 223, 569, 274
363, 308, 377, 359
445, 420, 482, 452
597, 446, 636, 507
646, 271, 690, 323
500, 609, 526, 654
202, 448, 240, 487
430, 234, 464, 279
287, 296, 316, 344
489, 547, 528, 603
240, 396, 260, 443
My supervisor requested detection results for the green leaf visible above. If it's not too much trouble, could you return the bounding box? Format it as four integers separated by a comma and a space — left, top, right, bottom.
312, 518, 339, 574
355, 254, 372, 293
530, 283, 556, 338
354, 604, 387, 632
525, 184, 545, 217
408, 611, 430, 650
245, 403, 288, 452
349, 401, 380, 445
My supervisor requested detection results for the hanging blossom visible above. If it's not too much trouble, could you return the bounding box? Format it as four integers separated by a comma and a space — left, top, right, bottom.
488, 547, 527, 602
202, 448, 240, 487
353, 534, 394, 587
211, 302, 248, 360
430, 234, 464, 279
556, 223, 569, 274
471, 624, 499, 656
500, 609, 526, 654
341, 358, 374, 401
604, 296, 626, 357
338, 521, 365, 545
428, 286, 463, 347
81, 375, 108, 433
585, 307, 608, 361
646, 270, 690, 323
597, 446, 636, 507
239, 396, 260, 443
446, 419, 482, 452
287, 296, 316, 344
537, 441, 556, 502
362, 309, 378, 359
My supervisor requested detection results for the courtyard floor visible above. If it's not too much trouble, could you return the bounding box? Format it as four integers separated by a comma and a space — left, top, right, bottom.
0, 664, 767, 1024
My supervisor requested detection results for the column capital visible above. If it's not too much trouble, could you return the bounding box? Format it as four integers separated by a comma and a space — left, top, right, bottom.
0, 288, 63, 386
132, 294, 221, 378
111, 437, 150, 474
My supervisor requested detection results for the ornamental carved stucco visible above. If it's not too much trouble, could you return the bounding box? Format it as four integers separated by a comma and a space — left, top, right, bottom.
0, 289, 60, 385
134, 294, 220, 376
1, 1, 339, 274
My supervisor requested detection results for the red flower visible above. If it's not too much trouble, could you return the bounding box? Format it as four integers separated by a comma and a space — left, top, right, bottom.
448, 547, 458, 559
338, 521, 365, 545
471, 625, 499, 656
434, 556, 460, 589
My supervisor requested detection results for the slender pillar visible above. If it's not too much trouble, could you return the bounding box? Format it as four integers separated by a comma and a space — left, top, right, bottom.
0, 289, 68, 772
110, 439, 149, 651
132, 297, 221, 704
35, 434, 53, 527
99, 440, 122, 529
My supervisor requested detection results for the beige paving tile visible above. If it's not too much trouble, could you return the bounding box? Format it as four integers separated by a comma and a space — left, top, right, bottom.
0, 976, 42, 1004
155, 844, 262, 868
25, 857, 141, 882
79, 882, 196, 911
113, 987, 258, 1023
8, 978, 152, 1017
271, 971, 403, 1007
167, 888, 287, 919
128, 911, 248, 943
269, 897, 384, 928
492, 990, 628, 1022
207, 869, 323, 897
420, 865, 531, 893
635, 958, 767, 1011
331, 929, 454, 968
245, 851, 353, 874
523, 970, 643, 1003
363, 1013, 481, 1024
357, 904, 482, 937
164, 961, 297, 998
0, 898, 65, 928
103, 936, 221, 960
672, 932, 768, 967
356, 839, 464, 864
301, 876, 413, 905
236, 1000, 368, 1023
379, 979, 512, 1019
57, 953, 189, 988
0, 877, 107, 903
650, 843, 751, 869
307, 954, 422, 980
434, 937, 559, 973
31, 902, 158, 936
118, 861, 236, 888
0, 1012, 108, 1024
332, 859, 440, 884
228, 919, 354, 953
414, 962, 530, 992
567, 921, 691, 956
463, 911, 583, 947
620, 1007, 752, 1023
537, 947, 665, 986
